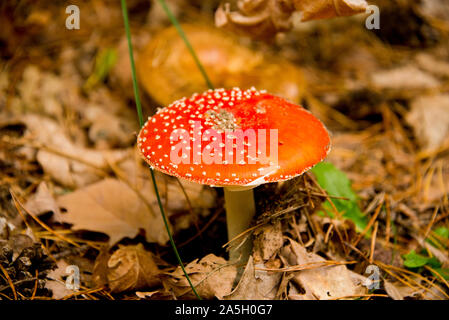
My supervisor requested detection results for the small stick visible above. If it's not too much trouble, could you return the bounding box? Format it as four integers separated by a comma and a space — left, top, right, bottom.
353, 202, 383, 247
256, 260, 357, 272
423, 206, 439, 241
424, 265, 449, 290
0, 264, 17, 299
369, 221, 379, 264
31, 270, 39, 300
385, 194, 391, 244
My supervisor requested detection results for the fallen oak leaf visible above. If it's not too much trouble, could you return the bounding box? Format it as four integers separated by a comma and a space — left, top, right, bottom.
15, 114, 129, 188
406, 94, 449, 152
106, 244, 160, 293
383, 280, 420, 300
223, 256, 282, 300
56, 157, 216, 245
0, 217, 15, 240
415, 53, 449, 79
281, 239, 367, 300
116, 157, 216, 234
24, 182, 62, 222
135, 290, 159, 299
418, 0, 449, 21
57, 178, 168, 245
85, 106, 135, 148
45, 260, 76, 299
384, 278, 447, 301
165, 254, 237, 299
371, 65, 440, 92
91, 246, 111, 289
252, 221, 284, 262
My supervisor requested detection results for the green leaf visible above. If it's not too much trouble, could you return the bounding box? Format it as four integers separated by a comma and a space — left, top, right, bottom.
402, 250, 442, 269
311, 162, 368, 232
432, 268, 449, 281
434, 227, 449, 239
403, 251, 449, 284
403, 250, 431, 268
426, 256, 442, 269
426, 226, 449, 248
84, 48, 118, 90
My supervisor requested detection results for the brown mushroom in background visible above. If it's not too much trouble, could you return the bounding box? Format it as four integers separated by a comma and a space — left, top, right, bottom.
137, 87, 330, 262
137, 24, 306, 106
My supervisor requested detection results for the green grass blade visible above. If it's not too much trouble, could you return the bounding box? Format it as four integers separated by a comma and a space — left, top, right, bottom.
120, 1, 144, 127
120, 0, 201, 300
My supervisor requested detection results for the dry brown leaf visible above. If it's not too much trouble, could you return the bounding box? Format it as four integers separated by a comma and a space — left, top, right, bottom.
84, 105, 136, 148
11, 65, 80, 119
419, 0, 449, 21
19, 114, 129, 188
383, 280, 412, 300
167, 254, 237, 299
252, 221, 284, 262
135, 291, 159, 299
406, 94, 449, 152
371, 65, 440, 91
92, 244, 160, 293
384, 280, 447, 300
117, 156, 216, 208
0, 217, 15, 240
45, 260, 77, 299
416, 53, 449, 79
117, 157, 216, 233
282, 239, 367, 300
57, 178, 168, 245
24, 182, 62, 222
106, 244, 160, 293
215, 0, 367, 38
223, 256, 282, 300
55, 153, 216, 245
91, 246, 111, 288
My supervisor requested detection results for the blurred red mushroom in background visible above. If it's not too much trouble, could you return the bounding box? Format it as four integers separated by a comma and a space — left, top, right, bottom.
137, 87, 330, 261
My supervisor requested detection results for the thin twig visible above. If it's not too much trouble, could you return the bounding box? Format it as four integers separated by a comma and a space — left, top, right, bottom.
255, 260, 357, 272
369, 221, 379, 264
0, 264, 17, 299
353, 202, 383, 247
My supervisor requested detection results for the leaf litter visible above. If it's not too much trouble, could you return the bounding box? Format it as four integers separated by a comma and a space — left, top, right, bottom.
0, 0, 449, 300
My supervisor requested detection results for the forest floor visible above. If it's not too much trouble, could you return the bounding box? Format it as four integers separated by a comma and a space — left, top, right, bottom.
0, 0, 449, 300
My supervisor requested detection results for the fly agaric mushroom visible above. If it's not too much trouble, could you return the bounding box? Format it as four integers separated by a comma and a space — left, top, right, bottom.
137, 87, 330, 261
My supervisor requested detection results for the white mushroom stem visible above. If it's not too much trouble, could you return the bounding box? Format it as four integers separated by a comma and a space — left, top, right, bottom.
223, 187, 256, 262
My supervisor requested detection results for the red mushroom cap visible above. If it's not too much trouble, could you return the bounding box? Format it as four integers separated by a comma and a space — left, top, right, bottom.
137, 88, 330, 186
